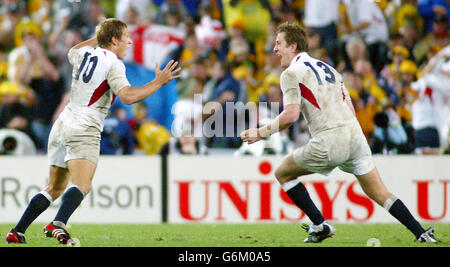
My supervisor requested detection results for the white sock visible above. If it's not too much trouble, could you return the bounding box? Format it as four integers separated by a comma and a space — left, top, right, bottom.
383, 195, 398, 211
282, 179, 301, 192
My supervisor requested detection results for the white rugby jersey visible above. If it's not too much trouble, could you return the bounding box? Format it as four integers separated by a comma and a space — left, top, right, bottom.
59, 46, 130, 131
280, 52, 355, 137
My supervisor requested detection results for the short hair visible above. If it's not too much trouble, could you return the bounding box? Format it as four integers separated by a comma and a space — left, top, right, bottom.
95, 18, 127, 48
277, 22, 308, 53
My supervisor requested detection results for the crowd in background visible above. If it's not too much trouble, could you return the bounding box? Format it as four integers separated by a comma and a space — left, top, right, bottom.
0, 0, 449, 157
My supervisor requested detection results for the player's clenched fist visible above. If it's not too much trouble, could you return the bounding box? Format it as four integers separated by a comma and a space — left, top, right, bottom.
240, 128, 262, 144
155, 60, 182, 85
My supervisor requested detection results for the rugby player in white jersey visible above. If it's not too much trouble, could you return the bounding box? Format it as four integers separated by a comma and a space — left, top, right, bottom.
6, 18, 181, 245
241, 22, 437, 243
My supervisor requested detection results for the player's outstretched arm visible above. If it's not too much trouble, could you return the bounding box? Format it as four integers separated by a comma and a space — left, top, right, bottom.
240, 104, 300, 144
117, 60, 181, 105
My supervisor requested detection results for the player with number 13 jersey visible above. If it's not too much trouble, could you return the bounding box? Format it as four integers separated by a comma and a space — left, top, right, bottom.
281, 52, 373, 176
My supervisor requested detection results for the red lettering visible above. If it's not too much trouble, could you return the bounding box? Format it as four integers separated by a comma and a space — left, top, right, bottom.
257, 181, 274, 220
311, 181, 345, 221
177, 181, 210, 221
415, 180, 449, 221
217, 181, 249, 221
346, 181, 374, 222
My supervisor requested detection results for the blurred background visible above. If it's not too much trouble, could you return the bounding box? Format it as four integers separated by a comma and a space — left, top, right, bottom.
0, 0, 449, 157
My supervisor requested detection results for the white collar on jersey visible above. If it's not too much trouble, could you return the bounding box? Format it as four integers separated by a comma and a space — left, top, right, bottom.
289, 52, 308, 66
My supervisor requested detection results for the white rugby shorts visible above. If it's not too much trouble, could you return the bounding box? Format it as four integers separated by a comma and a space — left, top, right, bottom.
47, 119, 101, 168
293, 122, 375, 176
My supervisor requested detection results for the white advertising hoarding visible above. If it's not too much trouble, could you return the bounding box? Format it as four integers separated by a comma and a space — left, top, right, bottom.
0, 156, 162, 223
1, 155, 448, 224
168, 155, 450, 223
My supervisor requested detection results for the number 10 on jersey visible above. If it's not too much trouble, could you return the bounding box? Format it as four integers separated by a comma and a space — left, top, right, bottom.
76, 52, 98, 83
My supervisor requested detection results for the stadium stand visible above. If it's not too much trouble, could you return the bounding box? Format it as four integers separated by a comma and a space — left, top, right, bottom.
0, 0, 448, 155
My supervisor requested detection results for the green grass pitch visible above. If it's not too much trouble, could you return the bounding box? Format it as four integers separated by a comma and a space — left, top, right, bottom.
1, 223, 449, 247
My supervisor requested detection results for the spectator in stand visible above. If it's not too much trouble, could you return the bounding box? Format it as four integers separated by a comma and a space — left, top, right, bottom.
0, 49, 7, 80
380, 45, 410, 90
163, 4, 185, 30
391, 0, 424, 35
7, 24, 44, 103
195, 1, 228, 62
170, 80, 207, 155
156, 0, 189, 25
345, 69, 379, 141
343, 0, 389, 74
0, 0, 25, 50
399, 19, 421, 56
395, 60, 419, 122
176, 56, 209, 100
222, 0, 272, 46
418, 0, 450, 34
304, 0, 340, 66
52, 0, 96, 39
410, 45, 450, 154
341, 36, 367, 73
8, 25, 63, 151
100, 105, 135, 155
204, 60, 241, 148
0, 81, 35, 144
353, 59, 387, 105
115, 0, 157, 23
354, 96, 379, 141
130, 102, 172, 155
371, 105, 412, 154
176, 30, 206, 69
414, 14, 449, 65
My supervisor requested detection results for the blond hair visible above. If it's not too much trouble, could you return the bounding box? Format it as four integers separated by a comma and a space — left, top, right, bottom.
277, 22, 308, 53
95, 18, 127, 48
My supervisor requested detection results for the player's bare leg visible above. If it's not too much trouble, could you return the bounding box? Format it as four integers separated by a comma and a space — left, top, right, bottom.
45, 166, 70, 200
356, 167, 437, 242
354, 167, 391, 206
275, 153, 313, 185
275, 154, 335, 243
7, 166, 69, 244
45, 159, 97, 244
67, 159, 96, 194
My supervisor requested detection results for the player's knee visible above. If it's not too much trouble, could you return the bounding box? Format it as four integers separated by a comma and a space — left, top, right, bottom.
45, 186, 65, 200
274, 167, 289, 185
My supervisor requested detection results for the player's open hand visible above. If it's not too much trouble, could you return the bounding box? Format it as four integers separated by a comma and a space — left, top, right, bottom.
155, 60, 182, 85
240, 128, 262, 144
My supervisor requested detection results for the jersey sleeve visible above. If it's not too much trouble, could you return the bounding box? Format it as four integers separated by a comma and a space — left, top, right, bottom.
280, 70, 301, 106
107, 60, 130, 95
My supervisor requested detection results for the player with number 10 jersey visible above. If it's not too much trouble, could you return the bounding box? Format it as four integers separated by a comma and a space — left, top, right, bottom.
60, 46, 130, 131
6, 18, 181, 245
48, 44, 131, 168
